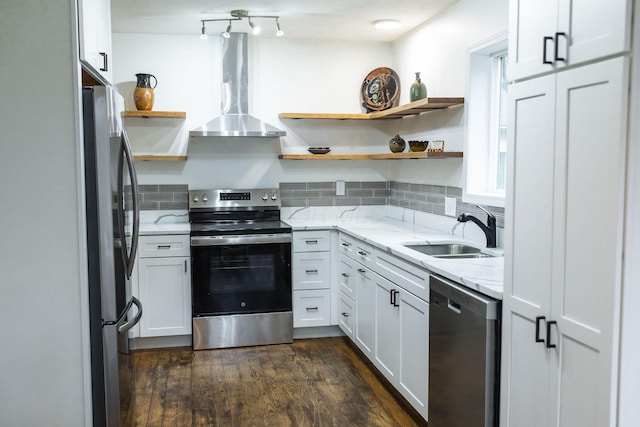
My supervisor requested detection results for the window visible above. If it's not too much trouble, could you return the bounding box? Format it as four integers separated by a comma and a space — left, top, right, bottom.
464, 33, 508, 207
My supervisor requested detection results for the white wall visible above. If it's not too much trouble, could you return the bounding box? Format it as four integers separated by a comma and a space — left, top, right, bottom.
112, 0, 508, 189
389, 0, 509, 185
0, 1, 89, 425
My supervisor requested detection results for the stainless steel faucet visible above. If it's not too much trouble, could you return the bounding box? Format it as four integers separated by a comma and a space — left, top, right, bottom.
457, 205, 497, 248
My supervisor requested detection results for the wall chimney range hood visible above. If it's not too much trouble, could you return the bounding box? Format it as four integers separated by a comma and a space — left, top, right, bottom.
190, 33, 286, 138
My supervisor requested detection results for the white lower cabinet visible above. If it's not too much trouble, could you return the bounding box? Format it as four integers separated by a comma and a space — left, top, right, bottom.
134, 234, 192, 338
339, 232, 429, 421
292, 230, 332, 328
373, 273, 429, 420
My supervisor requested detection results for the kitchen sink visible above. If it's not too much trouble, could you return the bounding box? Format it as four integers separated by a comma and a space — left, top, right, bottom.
402, 243, 495, 259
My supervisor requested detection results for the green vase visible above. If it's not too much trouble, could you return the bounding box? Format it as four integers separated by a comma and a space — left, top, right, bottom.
409, 72, 427, 102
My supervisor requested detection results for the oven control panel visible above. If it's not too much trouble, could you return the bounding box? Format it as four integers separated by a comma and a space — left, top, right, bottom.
189, 188, 281, 209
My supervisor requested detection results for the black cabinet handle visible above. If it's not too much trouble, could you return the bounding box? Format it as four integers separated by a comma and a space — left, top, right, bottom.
99, 52, 108, 71
392, 290, 399, 307
341, 242, 351, 247
306, 307, 318, 312
358, 251, 367, 256
542, 36, 553, 64
341, 312, 349, 317
184, 260, 187, 273
554, 32, 567, 61
305, 240, 318, 244
357, 268, 366, 274
535, 316, 546, 344
341, 273, 349, 278
305, 269, 318, 274
546, 320, 557, 348
157, 245, 171, 249
389, 288, 394, 305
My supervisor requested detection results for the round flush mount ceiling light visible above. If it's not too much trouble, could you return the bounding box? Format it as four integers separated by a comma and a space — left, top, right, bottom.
373, 19, 401, 30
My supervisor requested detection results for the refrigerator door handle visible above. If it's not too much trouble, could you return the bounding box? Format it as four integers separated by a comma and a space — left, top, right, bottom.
117, 129, 140, 279
117, 296, 143, 334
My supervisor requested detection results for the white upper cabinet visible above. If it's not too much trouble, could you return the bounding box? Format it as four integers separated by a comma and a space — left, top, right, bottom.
509, 0, 631, 81
78, 0, 113, 83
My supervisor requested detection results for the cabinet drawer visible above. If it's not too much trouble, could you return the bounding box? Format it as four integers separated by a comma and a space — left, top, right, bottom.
338, 254, 356, 300
373, 248, 429, 302
339, 233, 374, 268
293, 289, 331, 328
338, 233, 356, 258
138, 234, 190, 258
292, 252, 331, 290
293, 230, 331, 252
338, 292, 355, 339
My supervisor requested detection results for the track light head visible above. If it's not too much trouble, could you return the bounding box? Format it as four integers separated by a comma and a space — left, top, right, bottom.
200, 22, 208, 40
276, 19, 284, 37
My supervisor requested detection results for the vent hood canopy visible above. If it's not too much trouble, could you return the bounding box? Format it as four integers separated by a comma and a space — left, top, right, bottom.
190, 33, 286, 138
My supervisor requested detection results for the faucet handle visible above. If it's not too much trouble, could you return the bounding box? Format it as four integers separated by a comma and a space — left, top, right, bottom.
476, 204, 496, 219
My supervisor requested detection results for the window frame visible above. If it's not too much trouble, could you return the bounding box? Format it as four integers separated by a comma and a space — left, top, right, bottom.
463, 32, 509, 208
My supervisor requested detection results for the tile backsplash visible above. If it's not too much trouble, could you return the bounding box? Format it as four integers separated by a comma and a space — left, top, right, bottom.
135, 181, 504, 228
136, 184, 189, 210
280, 181, 505, 228
279, 182, 389, 207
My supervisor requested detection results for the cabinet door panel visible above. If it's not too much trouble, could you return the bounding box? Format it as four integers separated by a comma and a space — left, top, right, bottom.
508, 0, 557, 80
502, 75, 556, 426
398, 290, 428, 419
354, 267, 374, 357
504, 75, 555, 318
554, 58, 627, 336
138, 257, 191, 337
551, 58, 627, 426
501, 311, 551, 427
557, 0, 630, 67
373, 275, 399, 383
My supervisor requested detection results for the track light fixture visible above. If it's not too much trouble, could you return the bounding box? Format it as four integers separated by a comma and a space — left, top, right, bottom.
200, 10, 282, 39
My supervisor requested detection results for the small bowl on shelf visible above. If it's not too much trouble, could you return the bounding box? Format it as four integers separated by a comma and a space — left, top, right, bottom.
308, 147, 331, 154
408, 140, 428, 152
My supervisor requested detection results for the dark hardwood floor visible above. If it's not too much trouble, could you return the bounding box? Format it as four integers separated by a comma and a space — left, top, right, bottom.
122, 337, 424, 427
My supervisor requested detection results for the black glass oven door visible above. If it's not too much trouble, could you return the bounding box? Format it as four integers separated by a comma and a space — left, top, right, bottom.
191, 242, 292, 316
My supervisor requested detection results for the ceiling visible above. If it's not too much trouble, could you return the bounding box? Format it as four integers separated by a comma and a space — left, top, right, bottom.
110, 0, 460, 42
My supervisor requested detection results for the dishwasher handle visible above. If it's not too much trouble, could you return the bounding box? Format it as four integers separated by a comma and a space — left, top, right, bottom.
447, 299, 462, 314
429, 274, 499, 320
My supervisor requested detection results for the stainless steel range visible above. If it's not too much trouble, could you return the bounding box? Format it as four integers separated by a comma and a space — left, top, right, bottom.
189, 188, 293, 350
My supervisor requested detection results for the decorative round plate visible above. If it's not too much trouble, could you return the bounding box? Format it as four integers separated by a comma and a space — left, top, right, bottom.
361, 67, 400, 113
308, 147, 331, 154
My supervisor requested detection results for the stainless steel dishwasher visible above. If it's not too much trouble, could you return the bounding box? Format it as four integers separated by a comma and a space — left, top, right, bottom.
428, 274, 501, 427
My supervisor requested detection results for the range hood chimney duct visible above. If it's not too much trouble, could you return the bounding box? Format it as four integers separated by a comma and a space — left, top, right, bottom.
190, 33, 286, 138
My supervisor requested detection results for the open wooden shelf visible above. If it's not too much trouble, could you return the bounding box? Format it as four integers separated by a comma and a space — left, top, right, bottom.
278, 152, 463, 160
123, 111, 187, 119
279, 97, 464, 120
133, 155, 188, 161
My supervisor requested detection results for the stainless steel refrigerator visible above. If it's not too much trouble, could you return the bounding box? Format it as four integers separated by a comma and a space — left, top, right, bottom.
83, 85, 142, 427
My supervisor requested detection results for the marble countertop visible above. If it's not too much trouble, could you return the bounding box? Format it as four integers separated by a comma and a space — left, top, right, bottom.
284, 218, 504, 300
139, 223, 190, 235
138, 210, 190, 235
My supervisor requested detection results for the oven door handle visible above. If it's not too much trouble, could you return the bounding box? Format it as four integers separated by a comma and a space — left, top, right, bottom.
191, 233, 292, 246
